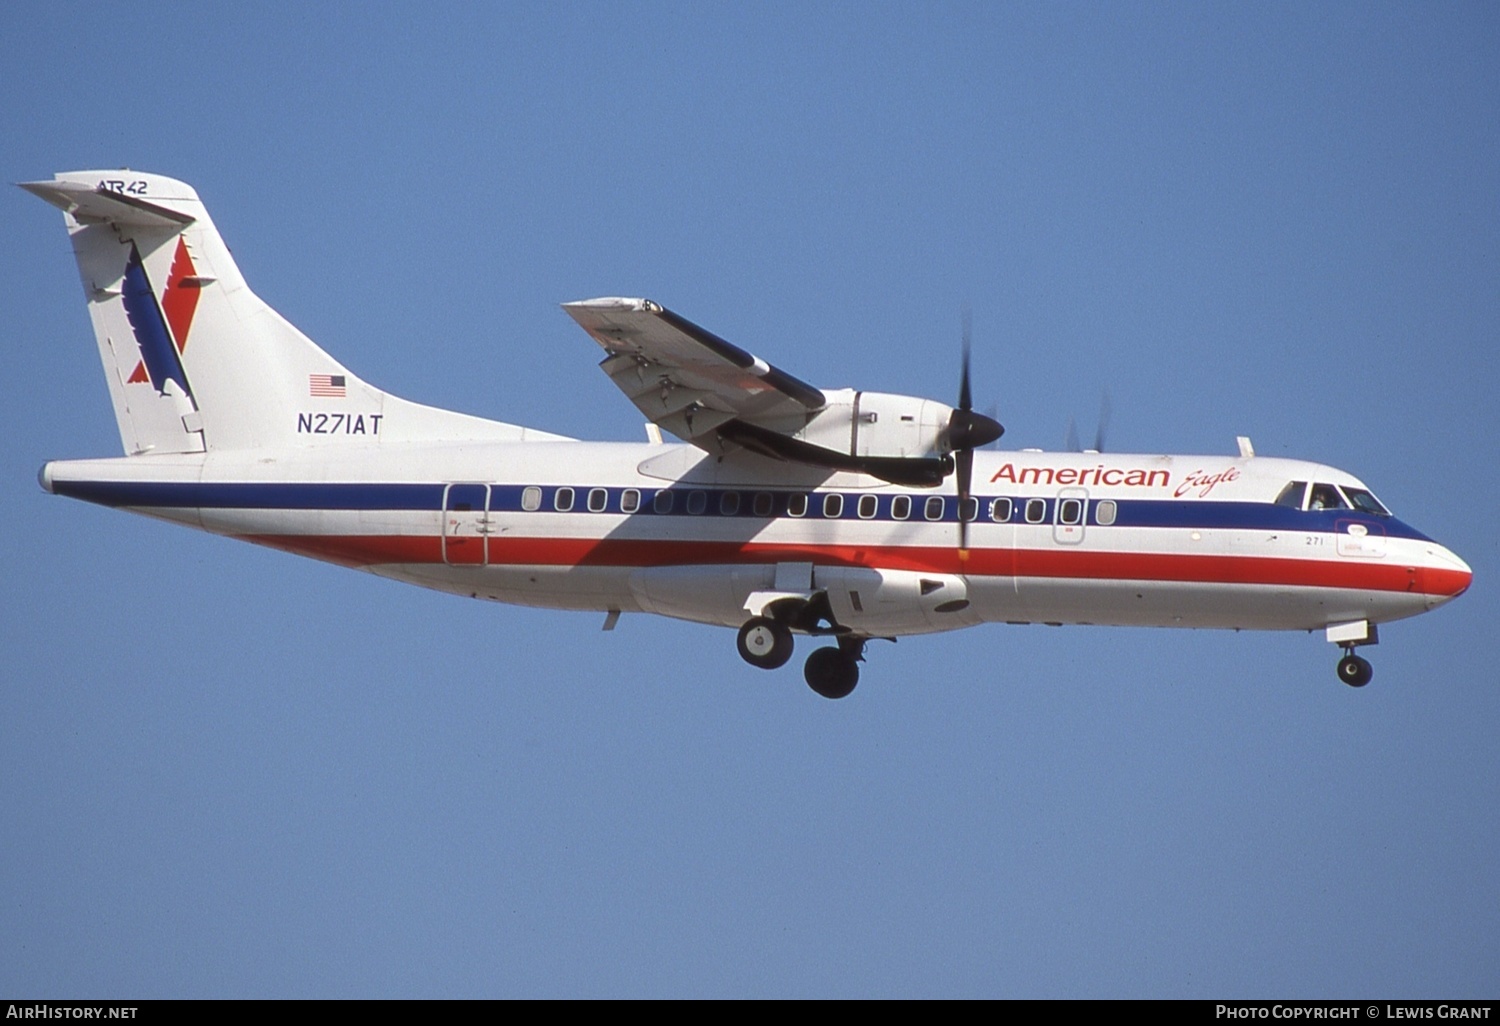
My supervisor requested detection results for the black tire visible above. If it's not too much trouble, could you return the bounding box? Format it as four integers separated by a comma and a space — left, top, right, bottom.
1337, 654, 1373, 688
737, 617, 794, 670
804, 647, 859, 699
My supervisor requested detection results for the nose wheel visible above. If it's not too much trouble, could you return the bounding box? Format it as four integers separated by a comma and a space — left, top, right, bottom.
1337, 649, 1373, 687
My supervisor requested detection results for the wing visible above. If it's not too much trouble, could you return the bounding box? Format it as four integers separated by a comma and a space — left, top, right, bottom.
563, 298, 825, 446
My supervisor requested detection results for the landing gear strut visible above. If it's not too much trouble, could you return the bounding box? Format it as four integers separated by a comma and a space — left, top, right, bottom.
1337, 649, 1373, 687
1327, 621, 1377, 688
804, 637, 865, 700
737, 616, 794, 670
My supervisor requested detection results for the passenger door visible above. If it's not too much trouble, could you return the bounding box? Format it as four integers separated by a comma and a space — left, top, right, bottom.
443, 483, 492, 565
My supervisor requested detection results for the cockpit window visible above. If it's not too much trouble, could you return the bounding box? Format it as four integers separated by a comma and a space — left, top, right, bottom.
1275, 481, 1308, 509
1340, 486, 1391, 517
1308, 483, 1350, 511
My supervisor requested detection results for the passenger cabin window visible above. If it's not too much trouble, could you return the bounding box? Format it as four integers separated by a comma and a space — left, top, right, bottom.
720, 491, 741, 516
989, 498, 1012, 523
961, 497, 979, 522
521, 486, 542, 512
752, 492, 774, 517
687, 490, 708, 515
553, 487, 575, 512
892, 495, 912, 520
1308, 483, 1349, 511
857, 494, 878, 519
653, 490, 674, 514
1058, 498, 1084, 525
1095, 499, 1117, 526
823, 493, 844, 518
1275, 481, 1308, 509
1025, 498, 1046, 524
924, 496, 945, 521
587, 488, 607, 513
621, 489, 641, 514
788, 493, 808, 518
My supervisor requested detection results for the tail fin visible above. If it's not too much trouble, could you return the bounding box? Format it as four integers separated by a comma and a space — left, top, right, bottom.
22, 171, 565, 455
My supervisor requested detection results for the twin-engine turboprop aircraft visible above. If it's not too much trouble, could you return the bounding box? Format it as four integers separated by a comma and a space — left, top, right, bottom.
23, 171, 1471, 698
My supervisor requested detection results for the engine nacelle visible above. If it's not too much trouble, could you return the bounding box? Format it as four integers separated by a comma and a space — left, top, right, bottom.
817, 567, 983, 634
793, 388, 952, 460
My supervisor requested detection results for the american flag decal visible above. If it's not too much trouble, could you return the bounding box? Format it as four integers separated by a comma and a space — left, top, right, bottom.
309, 374, 347, 397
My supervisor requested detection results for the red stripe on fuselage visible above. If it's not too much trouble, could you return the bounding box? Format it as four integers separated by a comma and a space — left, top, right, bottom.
238, 533, 1470, 597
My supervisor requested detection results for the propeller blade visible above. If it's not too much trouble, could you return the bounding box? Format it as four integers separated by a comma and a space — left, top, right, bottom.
1093, 390, 1112, 454
956, 446, 973, 555
959, 307, 973, 413
1065, 415, 1081, 453
948, 307, 1002, 558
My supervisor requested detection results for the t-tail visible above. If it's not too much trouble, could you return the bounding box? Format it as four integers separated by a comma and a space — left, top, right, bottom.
21, 171, 564, 456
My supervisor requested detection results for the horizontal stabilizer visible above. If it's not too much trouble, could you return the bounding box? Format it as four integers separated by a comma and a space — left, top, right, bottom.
18, 179, 195, 229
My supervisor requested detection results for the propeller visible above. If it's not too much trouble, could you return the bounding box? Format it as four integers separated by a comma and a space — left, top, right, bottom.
946, 309, 1004, 556
1065, 391, 1112, 453
1093, 390, 1112, 454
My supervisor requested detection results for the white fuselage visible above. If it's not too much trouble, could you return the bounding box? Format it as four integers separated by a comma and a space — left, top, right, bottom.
41, 442, 1472, 640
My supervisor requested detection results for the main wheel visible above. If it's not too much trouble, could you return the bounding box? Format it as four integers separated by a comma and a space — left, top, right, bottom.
737, 617, 794, 669
804, 647, 859, 699
1337, 654, 1373, 687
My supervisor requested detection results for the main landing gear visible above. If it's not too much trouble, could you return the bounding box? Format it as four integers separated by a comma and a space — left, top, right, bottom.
736, 617, 794, 670
803, 638, 865, 700
736, 617, 866, 699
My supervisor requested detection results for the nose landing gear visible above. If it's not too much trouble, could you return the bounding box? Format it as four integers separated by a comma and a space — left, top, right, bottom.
1336, 649, 1373, 687
1327, 621, 1378, 688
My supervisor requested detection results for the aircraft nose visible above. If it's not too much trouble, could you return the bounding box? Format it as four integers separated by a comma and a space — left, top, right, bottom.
1421, 544, 1472, 608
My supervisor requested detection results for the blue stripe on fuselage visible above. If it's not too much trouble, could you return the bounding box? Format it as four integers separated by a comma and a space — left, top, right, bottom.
1108, 499, 1419, 535
48, 478, 1434, 542
53, 480, 444, 511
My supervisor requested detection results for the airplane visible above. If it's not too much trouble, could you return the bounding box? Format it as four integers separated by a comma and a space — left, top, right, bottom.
22, 170, 1472, 699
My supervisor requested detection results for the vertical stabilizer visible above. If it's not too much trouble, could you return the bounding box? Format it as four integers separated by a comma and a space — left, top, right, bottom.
22, 171, 566, 456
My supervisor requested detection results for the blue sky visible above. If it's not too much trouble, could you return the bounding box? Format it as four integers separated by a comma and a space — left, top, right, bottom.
2, 1, 1496, 998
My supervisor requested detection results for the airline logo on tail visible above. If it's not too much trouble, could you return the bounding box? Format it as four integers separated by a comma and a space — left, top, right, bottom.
121, 237, 203, 396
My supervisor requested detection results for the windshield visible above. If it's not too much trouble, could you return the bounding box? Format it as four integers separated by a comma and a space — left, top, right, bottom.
1308, 484, 1349, 511
1274, 481, 1307, 508
1340, 486, 1391, 517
